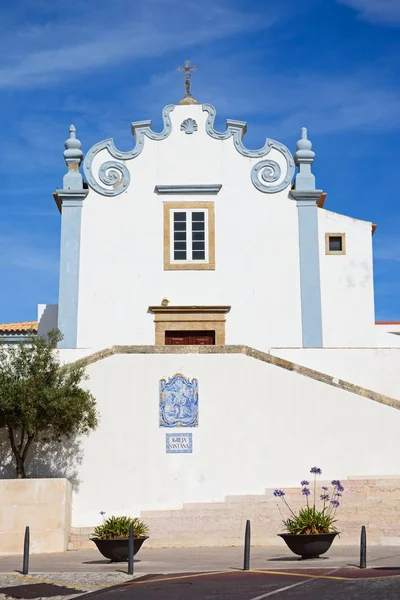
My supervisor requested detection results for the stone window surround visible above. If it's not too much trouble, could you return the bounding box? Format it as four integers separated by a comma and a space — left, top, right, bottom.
148, 305, 231, 345
163, 201, 215, 270
325, 232, 346, 255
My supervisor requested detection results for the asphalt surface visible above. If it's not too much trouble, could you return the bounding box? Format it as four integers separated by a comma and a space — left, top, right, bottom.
73, 569, 400, 600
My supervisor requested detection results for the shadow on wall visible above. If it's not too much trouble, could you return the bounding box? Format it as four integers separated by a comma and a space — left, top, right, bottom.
0, 432, 83, 491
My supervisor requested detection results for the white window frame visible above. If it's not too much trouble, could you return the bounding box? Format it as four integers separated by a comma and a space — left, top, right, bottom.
170, 208, 209, 264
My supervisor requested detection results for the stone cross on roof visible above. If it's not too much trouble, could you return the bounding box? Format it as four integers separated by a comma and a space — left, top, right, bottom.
177, 59, 198, 105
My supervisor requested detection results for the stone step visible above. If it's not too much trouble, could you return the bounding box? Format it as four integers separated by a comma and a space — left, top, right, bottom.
69, 477, 400, 549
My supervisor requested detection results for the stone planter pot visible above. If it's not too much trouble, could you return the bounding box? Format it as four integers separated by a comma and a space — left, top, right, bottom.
278, 532, 338, 559
91, 536, 148, 562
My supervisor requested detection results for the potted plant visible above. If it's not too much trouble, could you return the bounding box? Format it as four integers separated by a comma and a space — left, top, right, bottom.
274, 466, 344, 559
91, 516, 149, 562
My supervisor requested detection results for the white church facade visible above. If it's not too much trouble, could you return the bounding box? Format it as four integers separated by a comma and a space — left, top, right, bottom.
1, 71, 400, 547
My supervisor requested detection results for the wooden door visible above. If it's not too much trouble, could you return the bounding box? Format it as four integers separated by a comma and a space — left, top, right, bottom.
165, 331, 215, 345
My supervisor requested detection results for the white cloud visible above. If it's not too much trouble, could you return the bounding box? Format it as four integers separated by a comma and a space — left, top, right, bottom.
131, 55, 400, 137
336, 0, 400, 25
0, 0, 281, 89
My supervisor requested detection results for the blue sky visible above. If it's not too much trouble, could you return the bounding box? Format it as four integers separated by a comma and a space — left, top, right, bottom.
0, 0, 399, 323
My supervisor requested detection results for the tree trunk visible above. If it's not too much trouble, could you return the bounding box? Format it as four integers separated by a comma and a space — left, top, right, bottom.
15, 457, 26, 479
7, 426, 33, 479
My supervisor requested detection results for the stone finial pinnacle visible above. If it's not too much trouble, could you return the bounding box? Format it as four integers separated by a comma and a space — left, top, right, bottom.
64, 124, 83, 167
62, 124, 84, 190
294, 127, 316, 191
295, 127, 314, 161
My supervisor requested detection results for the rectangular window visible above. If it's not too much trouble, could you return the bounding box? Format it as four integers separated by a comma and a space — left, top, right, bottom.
164, 202, 215, 270
173, 212, 187, 260
325, 233, 346, 255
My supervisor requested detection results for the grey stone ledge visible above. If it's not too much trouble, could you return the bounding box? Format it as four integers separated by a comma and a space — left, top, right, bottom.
154, 184, 222, 195
71, 345, 400, 411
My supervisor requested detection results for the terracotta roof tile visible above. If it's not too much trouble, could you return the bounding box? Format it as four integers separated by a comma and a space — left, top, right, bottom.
0, 321, 38, 333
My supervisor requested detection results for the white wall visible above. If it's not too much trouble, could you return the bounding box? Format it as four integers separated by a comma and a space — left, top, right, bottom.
271, 347, 400, 399
318, 209, 376, 346
70, 351, 400, 527
374, 324, 400, 347
37, 304, 58, 336
77, 104, 302, 351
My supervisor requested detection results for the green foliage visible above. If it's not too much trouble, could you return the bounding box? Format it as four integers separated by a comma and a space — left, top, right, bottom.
93, 516, 149, 539
274, 467, 344, 535
0, 329, 99, 478
283, 507, 337, 535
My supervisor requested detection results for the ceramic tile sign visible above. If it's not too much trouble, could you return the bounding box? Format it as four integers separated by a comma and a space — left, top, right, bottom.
166, 433, 193, 454
159, 373, 199, 427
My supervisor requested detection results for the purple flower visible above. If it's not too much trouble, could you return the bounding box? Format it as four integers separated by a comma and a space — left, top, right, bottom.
273, 489, 285, 497
331, 500, 340, 508
322, 486, 328, 491
320, 494, 330, 501
301, 480, 310, 486
302, 487, 311, 496
310, 467, 322, 475
335, 493, 343, 497
332, 480, 344, 492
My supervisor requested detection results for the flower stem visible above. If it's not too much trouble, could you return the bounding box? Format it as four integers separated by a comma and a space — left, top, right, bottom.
313, 473, 316, 511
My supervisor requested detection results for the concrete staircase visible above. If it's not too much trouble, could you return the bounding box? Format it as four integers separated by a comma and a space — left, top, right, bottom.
69, 477, 400, 550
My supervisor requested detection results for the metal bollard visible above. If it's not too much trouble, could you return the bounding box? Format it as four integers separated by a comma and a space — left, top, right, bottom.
128, 523, 134, 575
243, 520, 251, 571
22, 526, 30, 575
360, 525, 367, 569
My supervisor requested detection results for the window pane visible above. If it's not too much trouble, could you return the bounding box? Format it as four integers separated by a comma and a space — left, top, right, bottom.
192, 231, 205, 241
192, 241, 205, 251
192, 212, 205, 221
192, 250, 205, 260
174, 242, 186, 251
174, 212, 186, 222
174, 231, 186, 241
192, 221, 205, 231
174, 250, 187, 260
329, 236, 342, 252
174, 221, 186, 231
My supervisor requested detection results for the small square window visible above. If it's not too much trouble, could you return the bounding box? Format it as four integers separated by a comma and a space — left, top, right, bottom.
325, 233, 346, 255
329, 236, 342, 252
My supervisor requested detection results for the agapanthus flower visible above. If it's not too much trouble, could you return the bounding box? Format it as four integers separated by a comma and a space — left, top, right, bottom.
331, 480, 344, 492
320, 494, 330, 501
273, 489, 285, 497
321, 486, 328, 491
331, 500, 340, 508
302, 487, 311, 496
301, 480, 310, 486
310, 467, 322, 475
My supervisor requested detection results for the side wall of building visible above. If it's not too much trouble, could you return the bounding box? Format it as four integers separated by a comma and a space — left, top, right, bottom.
318, 209, 376, 346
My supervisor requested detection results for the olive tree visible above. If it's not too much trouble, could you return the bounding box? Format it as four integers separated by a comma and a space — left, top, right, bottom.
0, 329, 98, 478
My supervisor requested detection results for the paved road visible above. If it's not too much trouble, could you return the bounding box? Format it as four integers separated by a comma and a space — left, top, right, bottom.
77, 569, 400, 600
2, 546, 400, 599
2, 545, 400, 574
